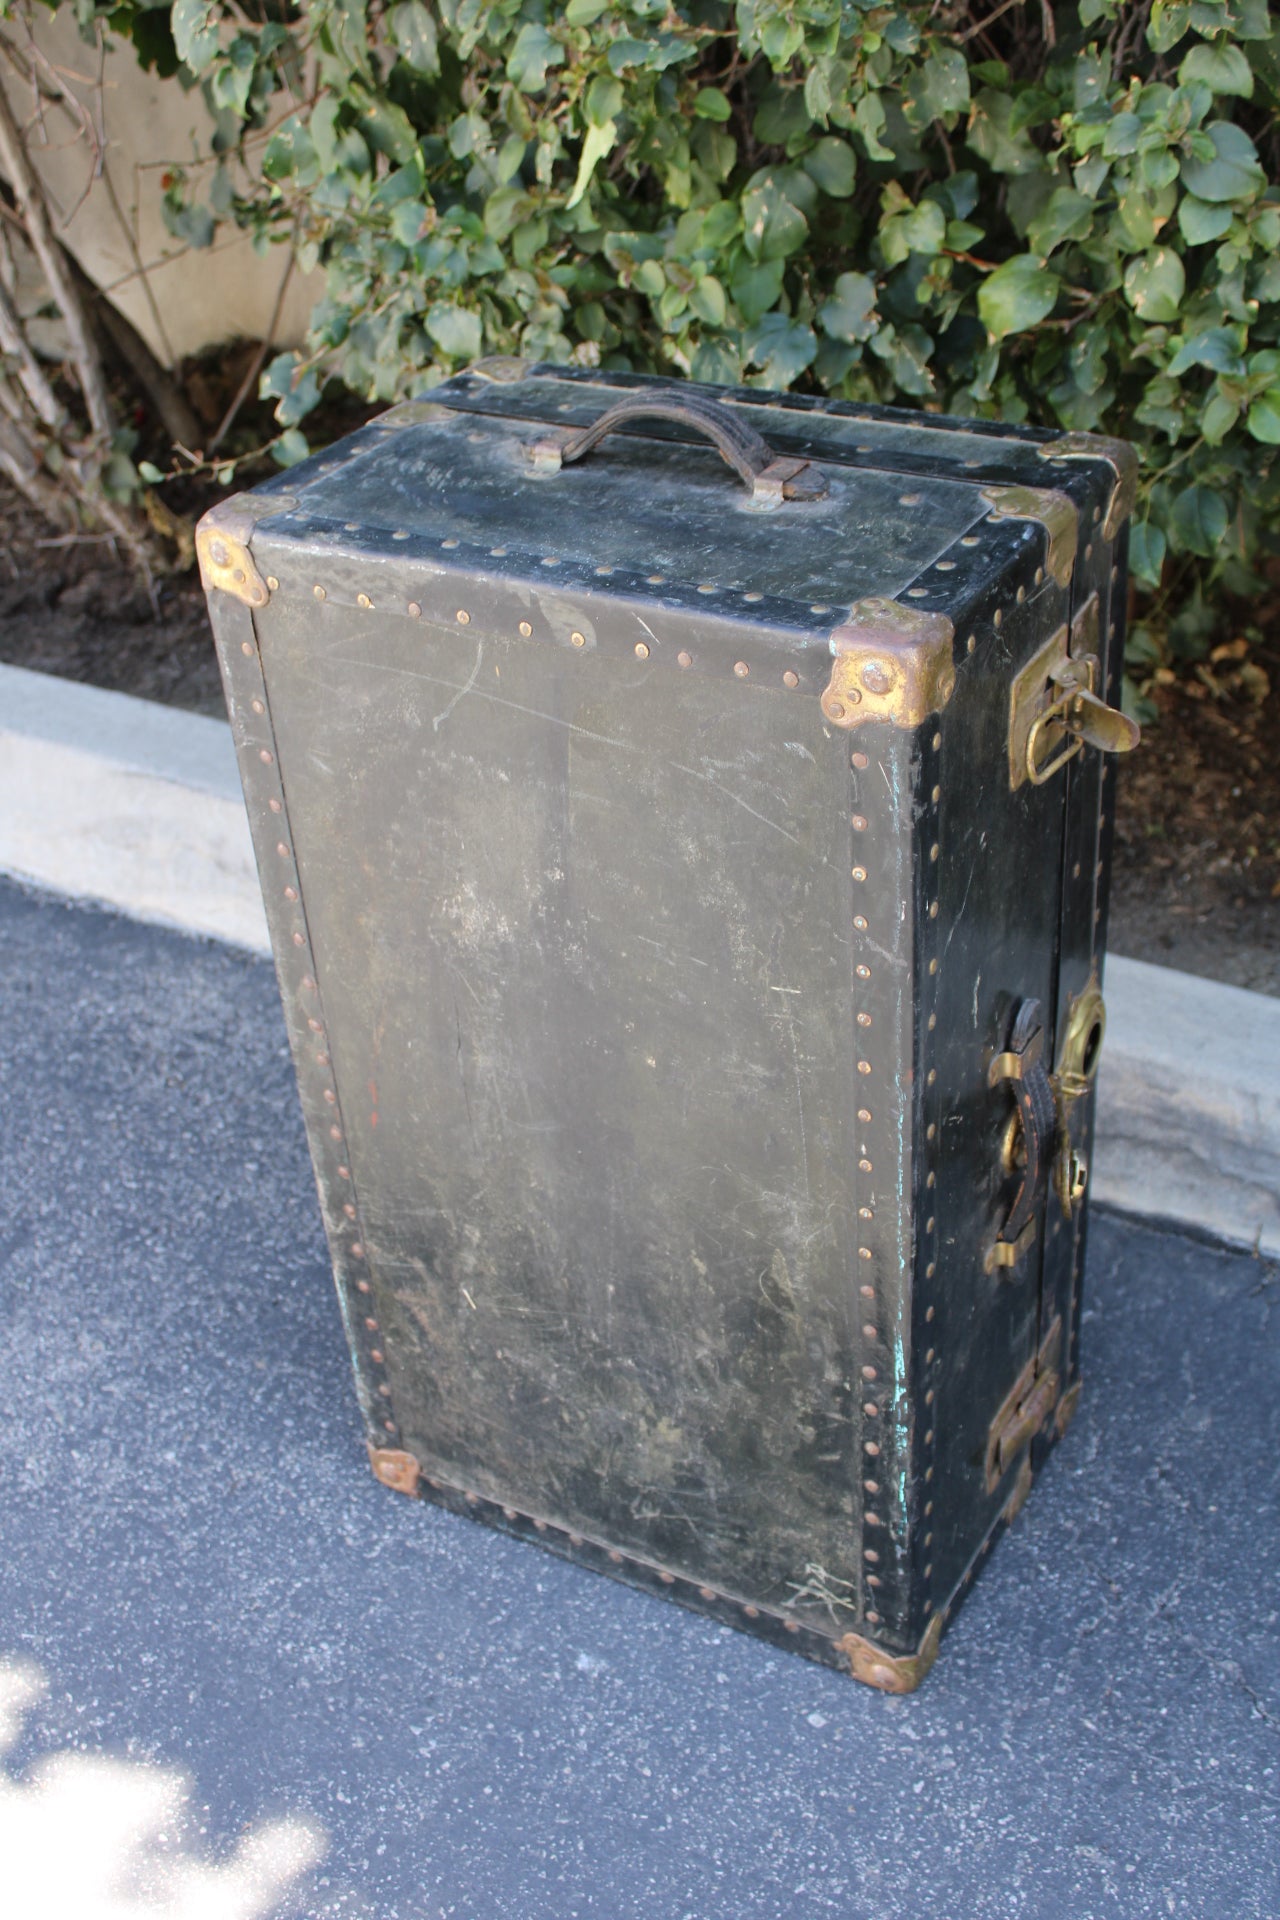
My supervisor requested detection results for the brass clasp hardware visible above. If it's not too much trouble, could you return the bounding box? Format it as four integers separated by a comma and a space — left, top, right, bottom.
1050, 974, 1106, 1213
1008, 602, 1140, 790
985, 998, 1055, 1275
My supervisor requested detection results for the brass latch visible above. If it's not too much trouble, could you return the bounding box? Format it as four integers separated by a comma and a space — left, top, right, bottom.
1050, 974, 1106, 1214
1008, 599, 1140, 789
986, 998, 1056, 1274
985, 1317, 1062, 1493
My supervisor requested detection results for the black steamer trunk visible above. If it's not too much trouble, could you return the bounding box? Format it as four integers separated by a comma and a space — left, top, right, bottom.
198, 365, 1138, 1691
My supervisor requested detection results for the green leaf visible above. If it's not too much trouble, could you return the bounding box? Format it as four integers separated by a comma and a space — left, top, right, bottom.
566, 120, 617, 209
802, 137, 856, 198
1123, 248, 1186, 322
1169, 483, 1228, 556
880, 197, 945, 266
731, 258, 785, 324
968, 88, 1044, 175
818, 271, 878, 344
1178, 195, 1234, 243
914, 46, 970, 120
1200, 392, 1239, 443
137, 460, 166, 485
694, 87, 732, 122
1166, 325, 1246, 376
171, 0, 219, 74
1180, 122, 1266, 202
425, 302, 483, 360
506, 23, 564, 95
1178, 41, 1253, 96
1027, 188, 1094, 256
1247, 390, 1280, 443
688, 274, 727, 326
977, 255, 1060, 339
564, 0, 609, 20
263, 116, 318, 185
273, 428, 311, 469
357, 93, 418, 165
743, 313, 817, 388
741, 173, 808, 262
585, 76, 623, 128
1128, 521, 1166, 588
383, 3, 435, 76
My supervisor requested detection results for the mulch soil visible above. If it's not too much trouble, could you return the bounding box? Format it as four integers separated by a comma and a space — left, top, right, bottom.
1, 478, 1276, 995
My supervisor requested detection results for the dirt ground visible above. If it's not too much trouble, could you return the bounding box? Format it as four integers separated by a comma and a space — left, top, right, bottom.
1, 478, 1276, 996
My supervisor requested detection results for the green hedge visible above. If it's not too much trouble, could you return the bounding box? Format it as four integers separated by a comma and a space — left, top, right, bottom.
117, 1, 1280, 651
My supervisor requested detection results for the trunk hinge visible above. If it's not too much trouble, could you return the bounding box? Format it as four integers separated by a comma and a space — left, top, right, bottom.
985, 1317, 1062, 1495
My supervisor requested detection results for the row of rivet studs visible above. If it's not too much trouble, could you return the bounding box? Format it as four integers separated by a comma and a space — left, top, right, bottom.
918, 718, 946, 1621
228, 625, 399, 1445
310, 574, 810, 687
849, 739, 909, 1637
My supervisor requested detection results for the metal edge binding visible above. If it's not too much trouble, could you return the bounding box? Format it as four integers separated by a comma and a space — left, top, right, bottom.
822, 598, 956, 731
838, 1609, 945, 1694
195, 492, 296, 608
979, 485, 1078, 588
1037, 433, 1139, 543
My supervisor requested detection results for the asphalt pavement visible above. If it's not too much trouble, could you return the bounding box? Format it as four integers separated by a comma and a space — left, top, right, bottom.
0, 876, 1276, 1920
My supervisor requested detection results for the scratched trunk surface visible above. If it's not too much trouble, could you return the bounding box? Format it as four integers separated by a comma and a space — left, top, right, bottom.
204, 366, 1130, 1683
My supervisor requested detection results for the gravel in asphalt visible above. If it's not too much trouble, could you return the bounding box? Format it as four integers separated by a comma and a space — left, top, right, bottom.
0, 878, 1277, 1920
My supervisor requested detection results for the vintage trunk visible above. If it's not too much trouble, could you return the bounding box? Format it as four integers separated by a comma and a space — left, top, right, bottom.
198, 364, 1138, 1691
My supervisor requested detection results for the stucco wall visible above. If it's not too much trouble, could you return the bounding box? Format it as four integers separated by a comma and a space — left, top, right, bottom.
1, 11, 320, 365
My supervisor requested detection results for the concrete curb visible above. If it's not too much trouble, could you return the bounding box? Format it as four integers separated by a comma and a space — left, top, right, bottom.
3, 662, 1276, 1258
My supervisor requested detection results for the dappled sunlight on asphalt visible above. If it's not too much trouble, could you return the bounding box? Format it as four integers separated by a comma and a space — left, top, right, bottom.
0, 1660, 326, 1918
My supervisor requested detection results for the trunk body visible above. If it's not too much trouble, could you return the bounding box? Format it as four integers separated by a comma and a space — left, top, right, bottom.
199, 367, 1135, 1689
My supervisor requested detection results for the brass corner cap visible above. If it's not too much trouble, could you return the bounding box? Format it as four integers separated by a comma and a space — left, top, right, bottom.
1038, 432, 1139, 543
839, 1610, 945, 1693
367, 1443, 422, 1497
822, 598, 956, 732
195, 491, 295, 609
980, 484, 1078, 588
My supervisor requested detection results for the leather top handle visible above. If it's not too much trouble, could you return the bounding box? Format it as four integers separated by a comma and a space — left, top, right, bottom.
527, 388, 826, 505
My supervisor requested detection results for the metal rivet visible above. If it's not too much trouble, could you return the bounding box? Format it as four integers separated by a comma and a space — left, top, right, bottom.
784, 1619, 801, 1634
936, 560, 956, 572
828, 701, 846, 720
857, 1107, 871, 1123
858, 1158, 872, 1173
859, 1205, 873, 1220
1085, 543, 1094, 561
743, 591, 762, 602
783, 669, 799, 688
926, 1261, 936, 1278
810, 603, 830, 614
861, 659, 895, 694
647, 574, 665, 585
284, 885, 298, 902
266, 575, 279, 592
929, 902, 939, 920
864, 1440, 880, 1455
357, 592, 373, 610
541, 556, 560, 568
489, 545, 507, 557
927, 1122, 937, 1141
926, 1172, 935, 1189
857, 1012, 872, 1028
408, 602, 422, 618
371, 1348, 385, 1364
697, 584, 715, 596
608, 1550, 623, 1564
259, 748, 273, 764
993, 609, 1003, 629
292, 931, 305, 947
864, 1510, 882, 1526
967, 635, 976, 654
960, 535, 979, 547
313, 585, 326, 601
733, 661, 749, 678
900, 492, 922, 506
1035, 567, 1044, 585
635, 641, 650, 659
365, 1316, 378, 1330
928, 1013, 937, 1030
853, 914, 868, 931
456, 609, 470, 624
240, 640, 253, 656
269, 799, 283, 814
329, 1124, 342, 1140
866, 1609, 881, 1625
358, 1279, 370, 1294
927, 1216, 935, 1234
856, 964, 871, 980
907, 587, 929, 599
926, 1069, 936, 1087
852, 751, 869, 769
345, 1203, 357, 1220
252, 699, 265, 715
852, 866, 867, 882
930, 843, 940, 862
862, 1325, 878, 1343
323, 1089, 337, 1105
595, 565, 613, 576
857, 1059, 872, 1076
442, 537, 459, 549
338, 1164, 351, 1179
351, 1243, 364, 1258
867, 1573, 883, 1589
852, 813, 867, 832
1016, 586, 1026, 605
860, 1283, 875, 1299
932, 731, 942, 750
864, 1547, 880, 1563
678, 651, 693, 668
929, 958, 939, 976
393, 531, 410, 542
859, 1246, 873, 1261
518, 621, 533, 637
659, 1570, 675, 1584
383, 1420, 395, 1432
